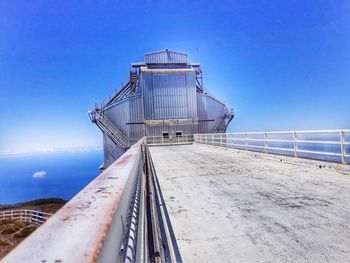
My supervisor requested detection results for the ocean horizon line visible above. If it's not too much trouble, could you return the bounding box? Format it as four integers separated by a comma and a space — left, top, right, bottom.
0, 146, 103, 157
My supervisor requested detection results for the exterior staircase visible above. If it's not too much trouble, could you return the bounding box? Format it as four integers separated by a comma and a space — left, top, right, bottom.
89, 109, 128, 149
212, 108, 234, 133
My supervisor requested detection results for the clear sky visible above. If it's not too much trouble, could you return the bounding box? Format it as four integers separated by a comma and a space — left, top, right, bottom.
1, 0, 349, 152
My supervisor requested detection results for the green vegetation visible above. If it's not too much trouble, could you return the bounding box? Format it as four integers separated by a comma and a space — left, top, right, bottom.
14, 226, 37, 238
1, 225, 20, 235
13, 221, 28, 228
0, 219, 12, 225
0, 240, 10, 247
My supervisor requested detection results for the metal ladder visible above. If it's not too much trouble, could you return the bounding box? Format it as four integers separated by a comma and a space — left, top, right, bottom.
89, 109, 128, 149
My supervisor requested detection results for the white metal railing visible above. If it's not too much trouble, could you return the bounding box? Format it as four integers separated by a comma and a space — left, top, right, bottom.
194, 129, 350, 164
0, 209, 52, 225
147, 134, 194, 146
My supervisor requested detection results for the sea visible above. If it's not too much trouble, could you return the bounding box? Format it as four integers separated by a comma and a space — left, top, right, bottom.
0, 150, 103, 205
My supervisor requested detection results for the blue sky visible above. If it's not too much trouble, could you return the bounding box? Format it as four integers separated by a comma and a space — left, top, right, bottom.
0, 0, 349, 152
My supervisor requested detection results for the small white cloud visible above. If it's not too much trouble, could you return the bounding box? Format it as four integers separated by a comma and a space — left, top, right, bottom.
32, 171, 47, 178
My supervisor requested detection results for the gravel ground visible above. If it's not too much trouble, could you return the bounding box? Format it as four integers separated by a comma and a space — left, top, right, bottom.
149, 144, 350, 263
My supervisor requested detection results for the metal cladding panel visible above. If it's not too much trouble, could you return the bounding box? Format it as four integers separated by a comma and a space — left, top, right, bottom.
104, 95, 145, 140
127, 96, 145, 142
103, 96, 146, 155
145, 50, 188, 64
140, 70, 197, 120
103, 133, 125, 167
127, 95, 144, 122
197, 93, 226, 133
102, 96, 144, 165
104, 99, 130, 136
146, 124, 197, 137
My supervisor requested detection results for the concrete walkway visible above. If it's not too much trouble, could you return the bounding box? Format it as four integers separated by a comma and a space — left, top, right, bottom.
149, 144, 350, 263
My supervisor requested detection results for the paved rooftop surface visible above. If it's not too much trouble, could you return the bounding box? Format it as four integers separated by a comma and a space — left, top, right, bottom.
149, 144, 350, 263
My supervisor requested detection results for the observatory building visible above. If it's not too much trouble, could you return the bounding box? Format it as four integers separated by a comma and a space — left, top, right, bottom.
89, 49, 234, 167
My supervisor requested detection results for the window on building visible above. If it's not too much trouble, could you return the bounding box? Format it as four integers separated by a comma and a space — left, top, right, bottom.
162, 131, 169, 139
175, 131, 183, 138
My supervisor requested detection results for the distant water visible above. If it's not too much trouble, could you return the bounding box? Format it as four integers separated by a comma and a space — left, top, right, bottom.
0, 150, 103, 205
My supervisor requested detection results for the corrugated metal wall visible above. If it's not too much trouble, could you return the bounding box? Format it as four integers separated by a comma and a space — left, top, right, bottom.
103, 133, 126, 167
146, 124, 197, 137
104, 99, 130, 136
140, 70, 197, 120
103, 95, 145, 164
103, 95, 144, 138
197, 93, 226, 133
128, 96, 145, 143
145, 50, 187, 64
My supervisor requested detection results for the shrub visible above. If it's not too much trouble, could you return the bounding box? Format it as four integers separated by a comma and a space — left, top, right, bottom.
12, 220, 26, 228
0, 239, 10, 246
0, 219, 13, 225
1, 225, 20, 235
13, 225, 37, 238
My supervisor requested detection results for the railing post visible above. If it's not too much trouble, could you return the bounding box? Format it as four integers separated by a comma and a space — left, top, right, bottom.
220, 133, 223, 146
212, 134, 214, 145
264, 132, 268, 153
293, 131, 298, 158
245, 133, 248, 150
340, 130, 346, 164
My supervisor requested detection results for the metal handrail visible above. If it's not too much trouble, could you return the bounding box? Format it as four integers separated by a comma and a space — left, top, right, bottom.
101, 80, 129, 109
3, 138, 181, 263
194, 129, 349, 164
211, 110, 227, 132
2, 139, 146, 263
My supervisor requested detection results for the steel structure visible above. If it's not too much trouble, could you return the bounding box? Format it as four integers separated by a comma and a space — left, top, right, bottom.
89, 49, 234, 168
